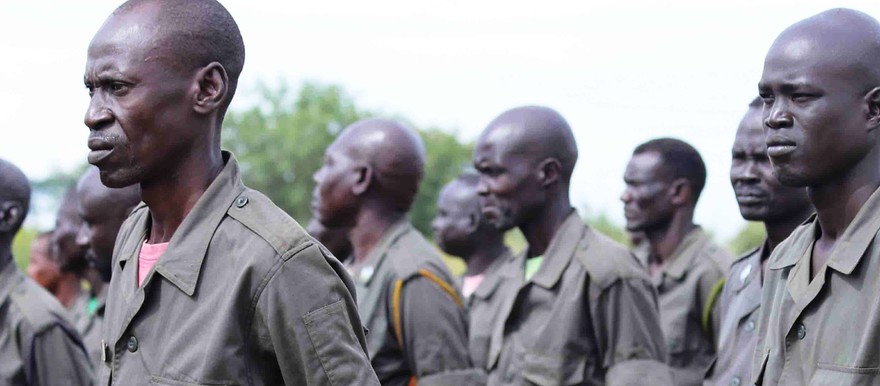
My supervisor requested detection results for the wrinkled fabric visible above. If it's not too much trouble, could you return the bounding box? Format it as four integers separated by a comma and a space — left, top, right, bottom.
487, 211, 673, 386
754, 187, 880, 386
0, 259, 93, 386
101, 152, 378, 386
465, 248, 514, 372
349, 219, 485, 386
638, 227, 733, 386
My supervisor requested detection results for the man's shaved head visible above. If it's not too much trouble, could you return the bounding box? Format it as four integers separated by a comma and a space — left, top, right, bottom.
0, 158, 31, 236
312, 118, 426, 228
338, 118, 426, 210
108, 0, 245, 110
479, 106, 578, 183
473, 106, 577, 231
759, 8, 880, 187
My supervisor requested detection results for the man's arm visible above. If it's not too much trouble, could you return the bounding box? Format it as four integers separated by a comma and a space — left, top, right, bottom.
595, 277, 674, 386
260, 245, 379, 385
28, 323, 93, 386
398, 274, 487, 385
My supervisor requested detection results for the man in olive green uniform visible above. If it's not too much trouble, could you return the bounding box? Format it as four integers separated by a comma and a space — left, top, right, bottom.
0, 158, 93, 386
753, 9, 880, 385
474, 106, 672, 385
313, 118, 483, 385
85, 1, 378, 384
621, 138, 733, 386
74, 166, 141, 371
431, 171, 513, 370
703, 99, 812, 386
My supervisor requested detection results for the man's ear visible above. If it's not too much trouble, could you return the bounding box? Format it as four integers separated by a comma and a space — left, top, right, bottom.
0, 201, 24, 233
865, 86, 880, 130
351, 165, 373, 196
193, 62, 229, 115
537, 158, 562, 188
466, 212, 481, 233
669, 178, 693, 206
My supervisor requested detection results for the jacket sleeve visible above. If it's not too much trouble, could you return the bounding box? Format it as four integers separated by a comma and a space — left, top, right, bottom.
28, 322, 93, 386
594, 277, 674, 386
398, 275, 487, 385
258, 245, 379, 386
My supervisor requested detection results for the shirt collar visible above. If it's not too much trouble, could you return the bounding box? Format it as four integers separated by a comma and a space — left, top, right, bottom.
826, 186, 880, 275
118, 151, 246, 296
661, 226, 709, 280
768, 214, 817, 270
530, 210, 586, 289
471, 248, 514, 300
354, 218, 412, 286
731, 241, 766, 293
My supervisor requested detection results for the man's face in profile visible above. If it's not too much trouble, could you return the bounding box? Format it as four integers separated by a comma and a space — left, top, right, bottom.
83, 4, 195, 189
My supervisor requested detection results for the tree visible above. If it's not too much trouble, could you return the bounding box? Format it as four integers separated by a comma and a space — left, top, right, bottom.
727, 221, 766, 256
223, 82, 474, 236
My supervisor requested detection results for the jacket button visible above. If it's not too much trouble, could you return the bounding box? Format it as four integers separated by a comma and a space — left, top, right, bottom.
729, 376, 741, 386
796, 323, 806, 340
744, 319, 756, 332
236, 196, 249, 208
127, 336, 139, 352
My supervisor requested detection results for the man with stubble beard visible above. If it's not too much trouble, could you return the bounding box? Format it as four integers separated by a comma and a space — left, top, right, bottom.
703, 98, 812, 386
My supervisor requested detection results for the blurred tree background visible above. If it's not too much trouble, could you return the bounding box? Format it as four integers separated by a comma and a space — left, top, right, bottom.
15, 81, 764, 270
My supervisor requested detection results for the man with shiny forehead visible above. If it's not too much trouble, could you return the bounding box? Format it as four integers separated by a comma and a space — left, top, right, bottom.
703, 98, 812, 386
474, 105, 672, 385
753, 8, 880, 385
84, 0, 377, 384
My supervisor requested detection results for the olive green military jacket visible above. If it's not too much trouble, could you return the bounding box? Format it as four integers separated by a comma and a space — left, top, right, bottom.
464, 248, 514, 372
0, 259, 93, 385
703, 242, 765, 386
487, 211, 673, 386
639, 227, 733, 386
348, 219, 485, 386
76, 288, 105, 376
100, 152, 378, 386
753, 187, 880, 385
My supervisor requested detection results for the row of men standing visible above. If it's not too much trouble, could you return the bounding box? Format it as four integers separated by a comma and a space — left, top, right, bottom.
1, 1, 879, 385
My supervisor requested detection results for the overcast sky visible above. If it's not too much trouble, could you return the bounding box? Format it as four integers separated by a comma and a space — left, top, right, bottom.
3, 0, 879, 239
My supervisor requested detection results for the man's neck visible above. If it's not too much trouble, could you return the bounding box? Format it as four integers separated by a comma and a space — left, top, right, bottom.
809, 159, 880, 243
520, 196, 573, 258
54, 272, 83, 309
141, 149, 224, 244
646, 211, 695, 265
764, 206, 814, 252
349, 205, 405, 265
464, 238, 507, 276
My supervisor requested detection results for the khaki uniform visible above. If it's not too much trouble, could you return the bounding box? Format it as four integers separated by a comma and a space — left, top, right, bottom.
639, 227, 732, 386
465, 248, 515, 371
703, 242, 766, 386
349, 219, 485, 386
753, 188, 880, 385
77, 288, 106, 374
101, 153, 378, 386
487, 211, 672, 386
0, 259, 93, 385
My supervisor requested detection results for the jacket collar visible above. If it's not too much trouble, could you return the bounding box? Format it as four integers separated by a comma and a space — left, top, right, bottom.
118, 151, 245, 296
354, 218, 412, 286
730, 241, 766, 293
529, 210, 586, 289
470, 248, 514, 300
660, 226, 710, 280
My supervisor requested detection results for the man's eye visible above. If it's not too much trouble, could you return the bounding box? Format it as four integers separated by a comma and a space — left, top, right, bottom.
85, 84, 95, 97
791, 93, 815, 103
110, 83, 127, 92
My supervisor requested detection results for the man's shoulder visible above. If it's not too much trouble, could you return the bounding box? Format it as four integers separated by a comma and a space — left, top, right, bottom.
7, 275, 71, 335
574, 226, 651, 290
385, 226, 451, 281
224, 187, 314, 260
696, 237, 736, 276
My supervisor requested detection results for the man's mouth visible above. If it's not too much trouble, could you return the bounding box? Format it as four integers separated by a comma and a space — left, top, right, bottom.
87, 138, 115, 165
766, 136, 797, 158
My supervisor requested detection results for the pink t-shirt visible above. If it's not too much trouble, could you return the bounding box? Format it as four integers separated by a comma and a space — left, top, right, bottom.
462, 274, 485, 299
138, 241, 169, 286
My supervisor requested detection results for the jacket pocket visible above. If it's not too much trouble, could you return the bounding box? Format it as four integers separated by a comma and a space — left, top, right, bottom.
303, 300, 377, 386
521, 350, 586, 386
149, 376, 237, 386
809, 363, 880, 386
